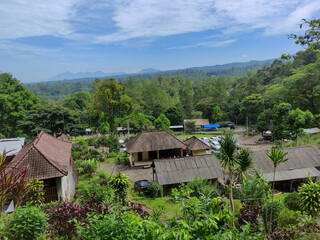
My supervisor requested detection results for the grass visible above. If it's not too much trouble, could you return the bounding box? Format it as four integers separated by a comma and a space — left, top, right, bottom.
284, 133, 320, 148
129, 194, 180, 220
270, 192, 290, 203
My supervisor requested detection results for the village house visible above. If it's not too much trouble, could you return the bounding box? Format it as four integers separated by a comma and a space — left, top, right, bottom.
154, 154, 224, 194
183, 136, 211, 156
9, 131, 78, 202
125, 130, 186, 165
253, 145, 320, 191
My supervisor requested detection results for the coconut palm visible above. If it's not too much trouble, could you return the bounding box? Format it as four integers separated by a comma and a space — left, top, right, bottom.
235, 148, 253, 182
266, 147, 288, 232
218, 134, 238, 214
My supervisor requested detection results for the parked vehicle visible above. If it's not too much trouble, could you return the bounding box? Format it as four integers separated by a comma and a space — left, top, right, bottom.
134, 180, 149, 194
211, 141, 221, 151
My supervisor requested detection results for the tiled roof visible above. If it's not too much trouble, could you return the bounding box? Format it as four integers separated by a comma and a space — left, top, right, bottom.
10, 131, 72, 179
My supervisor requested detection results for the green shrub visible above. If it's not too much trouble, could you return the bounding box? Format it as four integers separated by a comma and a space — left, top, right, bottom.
7, 206, 48, 240
299, 177, 320, 216
187, 177, 211, 198
146, 182, 163, 198
262, 201, 284, 231
76, 179, 113, 204
241, 176, 269, 206
200, 185, 220, 199
278, 208, 300, 228
80, 159, 98, 175
225, 186, 244, 199
217, 121, 234, 127
283, 192, 301, 211
98, 171, 110, 180
76, 211, 161, 240
171, 185, 194, 202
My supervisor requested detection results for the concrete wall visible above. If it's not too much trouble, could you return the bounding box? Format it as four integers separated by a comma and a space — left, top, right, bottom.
57, 159, 78, 200
192, 149, 207, 156
131, 151, 149, 162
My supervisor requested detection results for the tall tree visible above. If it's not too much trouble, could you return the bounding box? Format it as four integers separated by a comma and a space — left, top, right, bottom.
91, 79, 133, 132
62, 91, 91, 111
266, 147, 288, 232
218, 135, 238, 216
154, 114, 171, 131
0, 73, 39, 137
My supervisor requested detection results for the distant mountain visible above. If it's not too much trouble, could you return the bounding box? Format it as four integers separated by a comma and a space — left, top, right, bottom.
137, 68, 161, 74
33, 59, 275, 85
44, 71, 126, 82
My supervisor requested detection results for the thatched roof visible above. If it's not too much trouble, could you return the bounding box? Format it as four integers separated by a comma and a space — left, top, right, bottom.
184, 136, 211, 150
184, 119, 209, 126
254, 146, 320, 181
155, 154, 223, 186
10, 131, 72, 180
125, 130, 186, 153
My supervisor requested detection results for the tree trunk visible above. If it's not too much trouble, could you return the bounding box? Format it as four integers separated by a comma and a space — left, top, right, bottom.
229, 166, 235, 228
229, 166, 235, 213
270, 169, 276, 232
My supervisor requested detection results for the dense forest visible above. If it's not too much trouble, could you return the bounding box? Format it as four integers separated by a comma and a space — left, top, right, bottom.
25, 59, 273, 102
1, 19, 319, 141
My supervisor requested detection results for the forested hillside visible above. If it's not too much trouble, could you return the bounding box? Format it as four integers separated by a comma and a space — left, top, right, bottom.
1, 19, 319, 140
25, 59, 273, 102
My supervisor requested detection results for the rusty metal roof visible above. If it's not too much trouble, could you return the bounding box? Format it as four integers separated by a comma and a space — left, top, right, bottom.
154, 154, 223, 186
125, 130, 186, 153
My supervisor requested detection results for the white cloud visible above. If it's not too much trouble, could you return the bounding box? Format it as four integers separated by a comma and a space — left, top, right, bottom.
0, 0, 319, 44
168, 39, 237, 49
0, 0, 81, 39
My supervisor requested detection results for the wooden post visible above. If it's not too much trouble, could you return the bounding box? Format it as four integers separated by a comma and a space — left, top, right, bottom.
290, 181, 293, 192
157, 150, 159, 159
180, 149, 183, 157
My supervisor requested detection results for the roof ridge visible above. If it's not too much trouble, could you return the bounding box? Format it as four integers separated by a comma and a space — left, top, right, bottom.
34, 131, 44, 145
164, 130, 186, 145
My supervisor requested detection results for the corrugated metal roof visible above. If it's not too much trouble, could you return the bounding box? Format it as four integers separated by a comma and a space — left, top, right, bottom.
125, 130, 186, 153
155, 154, 223, 186
254, 146, 320, 182
263, 167, 320, 182
304, 128, 320, 134
0, 138, 25, 156
169, 125, 184, 129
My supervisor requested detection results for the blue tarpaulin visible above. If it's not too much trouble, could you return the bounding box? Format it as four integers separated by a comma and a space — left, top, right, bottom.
202, 124, 220, 128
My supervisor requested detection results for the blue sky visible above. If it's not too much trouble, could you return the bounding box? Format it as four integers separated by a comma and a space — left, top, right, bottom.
0, 0, 319, 83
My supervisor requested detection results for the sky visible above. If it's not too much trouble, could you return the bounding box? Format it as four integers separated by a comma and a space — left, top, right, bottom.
0, 0, 320, 83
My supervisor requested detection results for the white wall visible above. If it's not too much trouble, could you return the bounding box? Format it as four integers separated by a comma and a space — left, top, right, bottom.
57, 160, 78, 200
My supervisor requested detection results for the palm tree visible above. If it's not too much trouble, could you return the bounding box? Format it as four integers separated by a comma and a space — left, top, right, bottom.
266, 147, 288, 232
235, 148, 253, 182
218, 135, 238, 214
